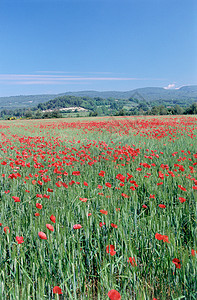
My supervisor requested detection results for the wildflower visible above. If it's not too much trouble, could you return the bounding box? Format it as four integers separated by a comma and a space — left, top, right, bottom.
179, 197, 186, 203
38, 232, 47, 240
36, 203, 42, 209
99, 222, 105, 227
105, 182, 112, 188
111, 223, 118, 228
46, 224, 54, 231
108, 289, 121, 300
106, 245, 116, 256
72, 171, 80, 176
128, 257, 137, 266
79, 197, 87, 202
172, 258, 181, 269
121, 193, 129, 198
158, 204, 166, 208
155, 233, 163, 240
100, 209, 108, 215
50, 215, 56, 223
12, 196, 20, 202
16, 236, 24, 244
155, 233, 170, 243
73, 224, 82, 229
36, 194, 43, 198
4, 226, 10, 234
53, 286, 63, 294
178, 185, 186, 191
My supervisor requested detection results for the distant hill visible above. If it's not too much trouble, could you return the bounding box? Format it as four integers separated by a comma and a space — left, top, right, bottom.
0, 85, 197, 110
0, 94, 57, 110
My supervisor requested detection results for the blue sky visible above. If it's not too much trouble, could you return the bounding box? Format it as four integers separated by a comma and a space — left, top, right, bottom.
0, 0, 196, 96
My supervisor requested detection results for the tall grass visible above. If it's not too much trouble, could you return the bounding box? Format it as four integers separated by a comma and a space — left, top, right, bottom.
0, 116, 196, 299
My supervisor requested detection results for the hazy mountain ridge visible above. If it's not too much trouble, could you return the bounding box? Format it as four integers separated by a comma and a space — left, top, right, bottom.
0, 85, 197, 110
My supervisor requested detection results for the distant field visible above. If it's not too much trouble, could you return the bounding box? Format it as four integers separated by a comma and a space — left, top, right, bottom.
0, 115, 196, 299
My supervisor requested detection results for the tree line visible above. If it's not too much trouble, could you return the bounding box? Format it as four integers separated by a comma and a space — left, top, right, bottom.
0, 95, 196, 120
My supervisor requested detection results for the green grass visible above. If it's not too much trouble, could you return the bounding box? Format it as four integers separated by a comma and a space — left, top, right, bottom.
0, 115, 196, 299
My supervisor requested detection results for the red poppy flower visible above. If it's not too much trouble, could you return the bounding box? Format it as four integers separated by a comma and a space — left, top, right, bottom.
46, 224, 54, 231
38, 232, 47, 240
158, 204, 166, 208
47, 188, 53, 192
108, 289, 121, 300
149, 194, 155, 199
4, 226, 10, 234
178, 185, 186, 191
121, 193, 129, 198
83, 181, 88, 186
106, 245, 116, 256
162, 235, 170, 243
73, 224, 82, 229
99, 171, 105, 177
128, 257, 137, 266
100, 209, 108, 215
79, 197, 87, 202
142, 204, 148, 208
136, 167, 142, 172
179, 197, 186, 203
36, 194, 43, 198
155, 233, 170, 243
111, 223, 118, 228
50, 214, 56, 223
72, 171, 81, 176
36, 203, 42, 209
12, 196, 20, 202
191, 249, 197, 256
97, 185, 103, 189
130, 186, 135, 191
155, 233, 164, 240
35, 213, 40, 216
105, 182, 112, 188
99, 222, 106, 227
53, 286, 63, 294
172, 258, 181, 269
16, 236, 24, 244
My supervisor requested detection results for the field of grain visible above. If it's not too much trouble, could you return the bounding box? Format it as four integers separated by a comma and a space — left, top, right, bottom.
0, 115, 196, 300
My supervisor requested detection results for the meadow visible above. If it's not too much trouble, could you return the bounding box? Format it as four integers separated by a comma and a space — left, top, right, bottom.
0, 115, 196, 300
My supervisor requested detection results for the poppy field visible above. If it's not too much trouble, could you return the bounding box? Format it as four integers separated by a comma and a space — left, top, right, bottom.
0, 115, 196, 300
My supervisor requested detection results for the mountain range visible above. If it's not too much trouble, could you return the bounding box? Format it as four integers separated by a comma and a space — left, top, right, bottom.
0, 85, 197, 110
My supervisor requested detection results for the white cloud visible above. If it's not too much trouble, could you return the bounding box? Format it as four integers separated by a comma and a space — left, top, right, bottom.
164, 83, 176, 90
0, 74, 162, 85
